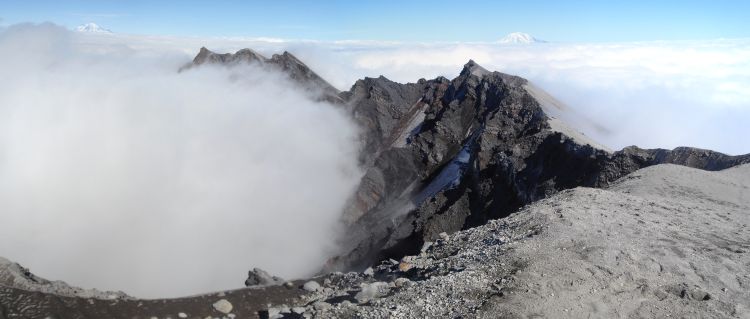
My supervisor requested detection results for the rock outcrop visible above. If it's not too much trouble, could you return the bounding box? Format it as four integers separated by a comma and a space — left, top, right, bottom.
1, 48, 748, 318
327, 59, 750, 271
244, 268, 284, 287
151, 47, 750, 273
0, 257, 130, 300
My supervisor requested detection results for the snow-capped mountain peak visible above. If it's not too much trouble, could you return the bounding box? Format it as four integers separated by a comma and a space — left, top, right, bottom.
499, 32, 545, 44
75, 23, 112, 33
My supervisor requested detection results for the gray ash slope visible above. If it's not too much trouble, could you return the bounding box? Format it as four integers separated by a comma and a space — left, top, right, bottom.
1, 48, 749, 318
288, 163, 750, 318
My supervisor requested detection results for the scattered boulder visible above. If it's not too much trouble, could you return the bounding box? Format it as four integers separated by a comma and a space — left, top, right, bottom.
212, 299, 233, 314
394, 277, 411, 288
354, 282, 391, 303
245, 267, 284, 287
303, 281, 321, 292
313, 301, 331, 311
363, 267, 374, 276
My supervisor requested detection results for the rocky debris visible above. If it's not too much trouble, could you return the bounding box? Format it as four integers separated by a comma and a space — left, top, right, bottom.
327, 59, 750, 272
354, 282, 390, 303
212, 299, 233, 314
0, 279, 302, 319
245, 268, 284, 287
256, 164, 750, 318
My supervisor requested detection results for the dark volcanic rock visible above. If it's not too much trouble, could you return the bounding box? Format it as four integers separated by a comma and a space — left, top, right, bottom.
327, 59, 750, 271
181, 47, 342, 103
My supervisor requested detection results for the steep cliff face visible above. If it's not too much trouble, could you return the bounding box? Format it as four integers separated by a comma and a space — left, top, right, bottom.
176, 47, 750, 271
328, 59, 750, 271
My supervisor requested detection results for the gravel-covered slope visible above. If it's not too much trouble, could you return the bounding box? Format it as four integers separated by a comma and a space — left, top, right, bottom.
286, 164, 749, 318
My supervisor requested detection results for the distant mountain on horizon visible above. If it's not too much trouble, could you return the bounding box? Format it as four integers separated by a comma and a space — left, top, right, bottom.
498, 32, 546, 44
75, 23, 112, 33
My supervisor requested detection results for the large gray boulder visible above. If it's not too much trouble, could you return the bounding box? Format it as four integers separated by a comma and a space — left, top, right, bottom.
244, 267, 284, 287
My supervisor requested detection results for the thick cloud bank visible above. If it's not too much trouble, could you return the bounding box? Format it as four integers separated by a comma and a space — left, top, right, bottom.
340, 41, 750, 154
98, 34, 749, 154
0, 24, 361, 298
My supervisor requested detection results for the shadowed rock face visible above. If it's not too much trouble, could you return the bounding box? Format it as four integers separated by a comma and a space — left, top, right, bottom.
327, 59, 750, 271
1, 48, 748, 318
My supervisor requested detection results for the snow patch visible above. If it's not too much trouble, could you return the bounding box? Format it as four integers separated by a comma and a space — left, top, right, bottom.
393, 99, 427, 148
415, 135, 476, 203
498, 32, 545, 44
75, 23, 112, 33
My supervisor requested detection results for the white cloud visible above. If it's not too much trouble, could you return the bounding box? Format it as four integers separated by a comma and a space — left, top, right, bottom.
140, 36, 746, 155
313, 39, 749, 154
2, 22, 749, 298
0, 23, 361, 298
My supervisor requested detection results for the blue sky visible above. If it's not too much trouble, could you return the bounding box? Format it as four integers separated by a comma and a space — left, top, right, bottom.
1, 0, 749, 41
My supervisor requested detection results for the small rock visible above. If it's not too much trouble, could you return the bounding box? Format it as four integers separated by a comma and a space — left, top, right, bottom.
292, 307, 306, 314
398, 262, 412, 272
178, 313, 188, 318
212, 299, 233, 314
279, 305, 291, 313
303, 281, 321, 292
364, 267, 374, 276
355, 282, 391, 303
420, 242, 433, 253
394, 277, 411, 287
313, 301, 331, 311
267, 307, 282, 319
439, 232, 449, 241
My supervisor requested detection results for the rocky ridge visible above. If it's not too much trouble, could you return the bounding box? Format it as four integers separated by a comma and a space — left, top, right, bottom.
328, 58, 750, 272
179, 47, 342, 103
0, 257, 130, 301
1, 48, 749, 318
